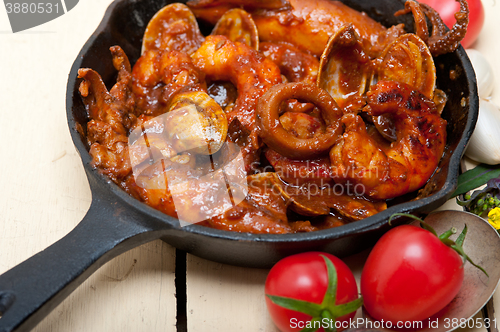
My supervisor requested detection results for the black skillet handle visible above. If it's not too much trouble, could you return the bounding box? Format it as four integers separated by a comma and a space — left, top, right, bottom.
0, 196, 168, 332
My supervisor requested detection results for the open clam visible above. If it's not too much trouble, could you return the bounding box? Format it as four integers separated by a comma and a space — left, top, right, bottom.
375, 33, 436, 99
318, 28, 437, 103
317, 24, 372, 112
164, 90, 228, 155
212, 8, 259, 50
370, 33, 437, 141
141, 3, 204, 55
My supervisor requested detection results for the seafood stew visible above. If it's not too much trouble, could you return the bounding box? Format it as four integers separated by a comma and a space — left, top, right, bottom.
74, 0, 476, 234
0, 4, 475, 330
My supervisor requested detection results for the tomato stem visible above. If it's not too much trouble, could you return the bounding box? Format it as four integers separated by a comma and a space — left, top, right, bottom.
301, 317, 322, 332
389, 213, 488, 277
266, 255, 363, 332
321, 255, 338, 309
438, 227, 457, 241
450, 225, 489, 276
321, 311, 335, 332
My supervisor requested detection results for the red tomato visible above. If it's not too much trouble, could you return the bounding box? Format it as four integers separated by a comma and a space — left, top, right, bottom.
417, 0, 485, 48
265, 252, 360, 332
361, 225, 464, 323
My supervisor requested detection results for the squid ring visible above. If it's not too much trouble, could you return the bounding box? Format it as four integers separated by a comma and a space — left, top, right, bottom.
256, 83, 343, 159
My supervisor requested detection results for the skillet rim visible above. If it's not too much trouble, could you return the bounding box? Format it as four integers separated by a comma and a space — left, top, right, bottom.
66, 0, 479, 244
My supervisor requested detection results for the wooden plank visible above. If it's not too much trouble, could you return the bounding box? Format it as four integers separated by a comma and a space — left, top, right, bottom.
186, 255, 278, 331
0, 0, 177, 330
33, 241, 177, 332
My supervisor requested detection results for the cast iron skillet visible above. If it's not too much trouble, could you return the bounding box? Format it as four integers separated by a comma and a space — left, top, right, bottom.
0, 0, 478, 331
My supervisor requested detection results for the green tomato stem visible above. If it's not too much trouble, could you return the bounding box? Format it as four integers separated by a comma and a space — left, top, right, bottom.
266, 255, 363, 332
438, 227, 457, 241
389, 213, 488, 277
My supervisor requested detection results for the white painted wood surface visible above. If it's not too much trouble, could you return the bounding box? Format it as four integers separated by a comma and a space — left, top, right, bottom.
0, 1, 176, 331
1, 0, 499, 331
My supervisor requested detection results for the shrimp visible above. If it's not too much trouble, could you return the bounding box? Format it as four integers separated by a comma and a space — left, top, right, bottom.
191, 35, 282, 134
186, 0, 290, 26
329, 81, 447, 200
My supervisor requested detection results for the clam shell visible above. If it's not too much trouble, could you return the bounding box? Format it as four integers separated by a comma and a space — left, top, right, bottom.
317, 24, 372, 111
142, 3, 204, 55
165, 91, 228, 155
212, 8, 259, 50
375, 33, 436, 99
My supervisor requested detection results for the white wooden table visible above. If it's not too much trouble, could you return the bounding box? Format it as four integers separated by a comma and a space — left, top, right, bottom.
1, 1, 499, 331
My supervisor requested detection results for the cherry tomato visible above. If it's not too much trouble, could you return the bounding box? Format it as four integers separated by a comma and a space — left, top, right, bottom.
417, 0, 485, 48
360, 224, 464, 323
265, 252, 361, 332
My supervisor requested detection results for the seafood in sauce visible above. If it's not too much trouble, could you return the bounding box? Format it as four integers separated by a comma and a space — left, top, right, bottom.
77, 0, 468, 234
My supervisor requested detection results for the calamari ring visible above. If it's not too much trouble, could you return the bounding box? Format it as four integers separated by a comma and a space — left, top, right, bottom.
256, 83, 343, 159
